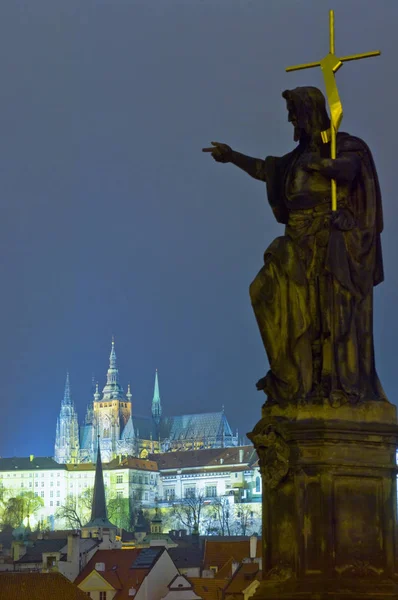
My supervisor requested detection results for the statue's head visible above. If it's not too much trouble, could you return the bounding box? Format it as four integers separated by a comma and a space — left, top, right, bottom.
282, 87, 330, 142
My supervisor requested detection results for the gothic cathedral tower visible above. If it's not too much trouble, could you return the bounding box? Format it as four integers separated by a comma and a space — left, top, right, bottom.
54, 373, 80, 464
93, 339, 131, 462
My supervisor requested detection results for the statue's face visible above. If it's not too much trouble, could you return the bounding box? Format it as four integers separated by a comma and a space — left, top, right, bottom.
286, 100, 301, 142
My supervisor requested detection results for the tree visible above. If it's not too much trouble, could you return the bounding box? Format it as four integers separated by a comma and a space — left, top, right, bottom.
233, 504, 261, 536
170, 492, 207, 534
207, 496, 233, 536
55, 487, 93, 529
1, 492, 44, 529
107, 493, 132, 531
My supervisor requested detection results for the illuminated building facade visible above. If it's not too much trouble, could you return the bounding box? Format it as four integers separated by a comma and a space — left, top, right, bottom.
54, 340, 238, 465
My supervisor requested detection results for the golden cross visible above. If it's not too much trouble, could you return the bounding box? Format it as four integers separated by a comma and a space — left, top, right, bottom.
286, 10, 380, 211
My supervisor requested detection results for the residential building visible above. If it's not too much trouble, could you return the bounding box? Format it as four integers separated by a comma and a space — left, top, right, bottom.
75, 547, 180, 600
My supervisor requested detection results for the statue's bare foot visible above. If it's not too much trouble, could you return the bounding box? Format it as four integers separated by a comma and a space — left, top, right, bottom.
256, 376, 268, 391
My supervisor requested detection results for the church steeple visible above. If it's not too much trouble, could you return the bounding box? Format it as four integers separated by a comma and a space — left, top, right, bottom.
83, 438, 116, 535
101, 338, 124, 400
152, 369, 162, 426
62, 372, 72, 406
54, 373, 80, 464
90, 439, 108, 523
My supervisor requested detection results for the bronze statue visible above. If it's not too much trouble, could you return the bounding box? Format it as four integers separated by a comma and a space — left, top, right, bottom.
203, 86, 385, 406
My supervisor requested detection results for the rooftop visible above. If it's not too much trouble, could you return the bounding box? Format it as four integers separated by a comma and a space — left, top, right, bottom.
150, 446, 257, 471
0, 572, 89, 600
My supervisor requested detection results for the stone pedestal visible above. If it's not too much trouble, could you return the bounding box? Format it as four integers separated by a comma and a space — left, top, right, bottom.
248, 399, 398, 599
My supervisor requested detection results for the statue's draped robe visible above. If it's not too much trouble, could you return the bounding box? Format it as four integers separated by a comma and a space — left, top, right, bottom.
249, 132, 385, 404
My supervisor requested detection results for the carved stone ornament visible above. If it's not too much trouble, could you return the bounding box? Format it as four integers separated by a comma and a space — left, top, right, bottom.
250, 424, 290, 489
265, 563, 294, 582
335, 560, 384, 578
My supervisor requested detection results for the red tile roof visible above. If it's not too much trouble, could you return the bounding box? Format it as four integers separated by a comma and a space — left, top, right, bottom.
75, 547, 164, 600
203, 539, 261, 571
150, 447, 258, 472
189, 577, 226, 600
224, 562, 261, 594
0, 572, 89, 600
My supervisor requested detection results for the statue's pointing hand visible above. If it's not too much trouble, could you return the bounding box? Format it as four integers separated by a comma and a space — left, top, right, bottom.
202, 141, 232, 163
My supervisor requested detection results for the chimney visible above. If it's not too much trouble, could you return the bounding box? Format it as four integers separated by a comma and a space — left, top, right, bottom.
249, 535, 257, 559
67, 533, 80, 564
29, 455, 34, 462
239, 448, 244, 463
231, 561, 240, 576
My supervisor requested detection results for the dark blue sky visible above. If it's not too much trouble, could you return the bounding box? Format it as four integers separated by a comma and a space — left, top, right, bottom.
0, 0, 397, 457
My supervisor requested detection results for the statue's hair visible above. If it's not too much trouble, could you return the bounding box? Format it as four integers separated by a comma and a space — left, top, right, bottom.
282, 87, 330, 137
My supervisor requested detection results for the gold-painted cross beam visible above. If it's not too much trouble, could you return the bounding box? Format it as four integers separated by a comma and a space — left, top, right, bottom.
286, 10, 380, 211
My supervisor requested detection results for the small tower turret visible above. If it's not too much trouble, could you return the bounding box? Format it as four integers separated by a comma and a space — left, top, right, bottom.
151, 369, 162, 427
54, 373, 80, 464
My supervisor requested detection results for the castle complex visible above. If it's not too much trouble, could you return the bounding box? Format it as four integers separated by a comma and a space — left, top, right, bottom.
54, 340, 238, 464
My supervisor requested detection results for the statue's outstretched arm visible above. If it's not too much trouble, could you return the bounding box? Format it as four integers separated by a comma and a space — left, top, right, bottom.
203, 141, 266, 182
230, 151, 267, 182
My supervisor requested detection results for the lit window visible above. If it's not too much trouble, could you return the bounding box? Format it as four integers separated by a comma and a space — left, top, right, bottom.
116, 475, 123, 484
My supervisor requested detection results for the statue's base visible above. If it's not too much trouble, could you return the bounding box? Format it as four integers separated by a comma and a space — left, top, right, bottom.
248, 399, 398, 600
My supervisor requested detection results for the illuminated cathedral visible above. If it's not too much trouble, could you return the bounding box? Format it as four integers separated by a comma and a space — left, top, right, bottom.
54, 340, 238, 464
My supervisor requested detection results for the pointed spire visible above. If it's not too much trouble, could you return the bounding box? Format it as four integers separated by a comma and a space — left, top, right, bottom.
94, 382, 100, 402
109, 336, 117, 370
88, 436, 108, 525
152, 369, 162, 426
62, 373, 72, 406
101, 338, 124, 400
126, 383, 132, 403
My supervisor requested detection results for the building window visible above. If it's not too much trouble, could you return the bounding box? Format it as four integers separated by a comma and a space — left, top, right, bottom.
144, 492, 148, 501
116, 475, 123, 484
144, 476, 148, 485
116, 491, 123, 499
57, 481, 60, 486
35, 482, 38, 487
41, 491, 44, 498
206, 486, 217, 498
41, 482, 44, 487
57, 491, 60, 497
29, 482, 32, 487
50, 482, 53, 487
34, 492, 38, 497
165, 488, 175, 501
50, 501, 53, 506
255, 476, 261, 493
99, 592, 107, 600
184, 487, 196, 498
50, 491, 53, 498
56, 501, 60, 506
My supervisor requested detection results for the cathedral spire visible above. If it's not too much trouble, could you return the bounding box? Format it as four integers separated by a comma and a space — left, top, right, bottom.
152, 369, 162, 426
62, 372, 72, 406
101, 338, 124, 400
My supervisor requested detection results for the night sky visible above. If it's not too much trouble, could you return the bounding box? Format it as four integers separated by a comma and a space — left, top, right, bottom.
0, 1, 397, 457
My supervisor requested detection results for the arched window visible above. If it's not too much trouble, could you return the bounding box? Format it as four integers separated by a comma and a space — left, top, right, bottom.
255, 476, 261, 493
